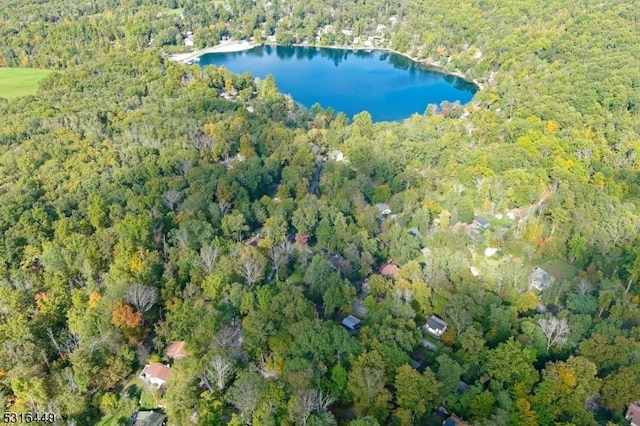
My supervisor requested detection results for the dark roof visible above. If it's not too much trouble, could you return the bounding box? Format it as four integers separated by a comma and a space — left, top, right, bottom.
427, 316, 448, 331
475, 216, 490, 226
132, 411, 167, 426
443, 419, 458, 426
246, 235, 263, 247
457, 381, 470, 395
342, 315, 361, 330
409, 358, 422, 369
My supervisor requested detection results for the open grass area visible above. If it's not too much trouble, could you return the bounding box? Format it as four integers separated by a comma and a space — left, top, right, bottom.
538, 259, 579, 281
163, 7, 183, 16
0, 67, 52, 100
95, 375, 148, 426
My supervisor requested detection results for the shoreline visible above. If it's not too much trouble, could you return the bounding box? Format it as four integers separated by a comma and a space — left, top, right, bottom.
168, 40, 256, 63
285, 42, 484, 91
168, 39, 482, 91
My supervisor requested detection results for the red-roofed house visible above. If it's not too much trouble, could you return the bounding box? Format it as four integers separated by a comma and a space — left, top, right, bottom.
165, 341, 187, 359
140, 363, 171, 388
626, 403, 640, 426
380, 263, 399, 279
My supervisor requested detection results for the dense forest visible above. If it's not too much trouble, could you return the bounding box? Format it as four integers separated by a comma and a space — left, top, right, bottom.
1, 0, 640, 425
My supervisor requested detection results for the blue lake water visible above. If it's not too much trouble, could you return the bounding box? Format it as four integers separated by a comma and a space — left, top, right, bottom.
199, 45, 477, 122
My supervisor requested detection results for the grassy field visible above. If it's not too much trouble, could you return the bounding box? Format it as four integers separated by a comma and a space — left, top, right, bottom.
538, 259, 579, 281
0, 67, 52, 100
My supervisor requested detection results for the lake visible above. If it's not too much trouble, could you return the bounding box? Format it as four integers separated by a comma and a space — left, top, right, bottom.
199, 45, 477, 122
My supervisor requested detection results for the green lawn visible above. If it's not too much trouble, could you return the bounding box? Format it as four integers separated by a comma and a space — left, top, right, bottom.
163, 7, 183, 16
96, 376, 148, 426
0, 67, 52, 100
538, 259, 579, 281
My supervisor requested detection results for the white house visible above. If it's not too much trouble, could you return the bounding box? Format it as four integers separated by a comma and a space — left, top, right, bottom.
484, 247, 498, 257
329, 150, 345, 162
530, 267, 553, 291
425, 316, 448, 337
140, 363, 171, 388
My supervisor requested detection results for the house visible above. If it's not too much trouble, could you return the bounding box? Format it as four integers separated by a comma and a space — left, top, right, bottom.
626, 403, 640, 426
408, 227, 420, 237
457, 381, 470, 395
130, 411, 167, 426
425, 316, 448, 337
246, 234, 263, 247
375, 203, 392, 215
530, 266, 553, 291
443, 415, 470, 426
505, 208, 521, 220
474, 216, 490, 229
341, 315, 361, 332
469, 266, 480, 277
329, 254, 348, 272
484, 247, 498, 257
380, 263, 399, 279
140, 363, 171, 388
329, 150, 345, 162
165, 341, 187, 359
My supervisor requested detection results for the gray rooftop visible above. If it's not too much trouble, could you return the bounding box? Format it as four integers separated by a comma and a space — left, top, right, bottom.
475, 216, 490, 226
426, 316, 448, 331
342, 315, 362, 330
375, 203, 391, 214
132, 411, 167, 426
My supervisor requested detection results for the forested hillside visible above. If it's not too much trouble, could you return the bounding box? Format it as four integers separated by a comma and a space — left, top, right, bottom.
1, 0, 640, 425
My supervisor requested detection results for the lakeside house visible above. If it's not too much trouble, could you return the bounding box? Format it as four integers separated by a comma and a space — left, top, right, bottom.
140, 363, 171, 388
425, 316, 448, 337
